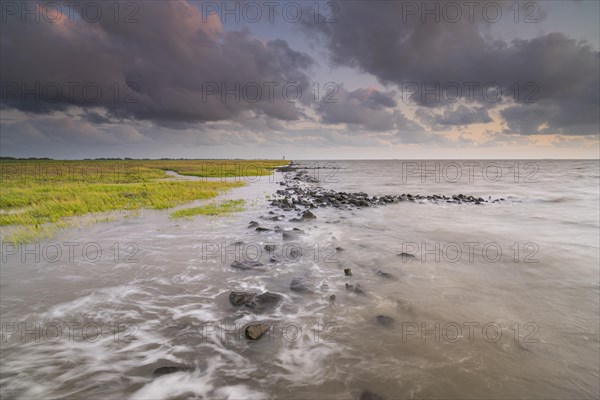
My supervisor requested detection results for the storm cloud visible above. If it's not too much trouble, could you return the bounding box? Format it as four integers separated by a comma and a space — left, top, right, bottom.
0, 0, 314, 125
302, 1, 599, 135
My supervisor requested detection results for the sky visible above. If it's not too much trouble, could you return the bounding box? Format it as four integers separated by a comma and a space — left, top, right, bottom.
0, 0, 599, 159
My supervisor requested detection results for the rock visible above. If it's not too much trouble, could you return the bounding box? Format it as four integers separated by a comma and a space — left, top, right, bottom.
230, 260, 263, 270
376, 271, 396, 280
329, 294, 336, 302
375, 315, 395, 327
360, 391, 385, 400
397, 252, 417, 260
248, 221, 259, 228
153, 366, 192, 377
245, 292, 282, 312
301, 210, 316, 220
353, 284, 365, 295
264, 244, 277, 252
255, 227, 271, 232
345, 283, 365, 294
245, 323, 270, 340
335, 246, 344, 252
344, 268, 353, 277
282, 231, 297, 240
290, 277, 311, 292
289, 218, 302, 223
229, 291, 256, 306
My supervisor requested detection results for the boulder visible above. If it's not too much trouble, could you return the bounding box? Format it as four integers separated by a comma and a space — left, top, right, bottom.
301, 210, 316, 220
245, 292, 282, 312
245, 323, 270, 340
376, 271, 397, 280
360, 391, 385, 400
229, 291, 256, 306
230, 260, 263, 270
375, 315, 395, 327
290, 277, 311, 292
153, 366, 192, 377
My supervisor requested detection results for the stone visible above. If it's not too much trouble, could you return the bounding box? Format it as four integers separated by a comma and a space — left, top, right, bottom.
360, 391, 385, 400
245, 292, 282, 312
376, 271, 396, 280
375, 315, 395, 327
153, 366, 192, 377
301, 210, 316, 220
264, 244, 277, 252
229, 291, 256, 306
290, 277, 311, 292
344, 268, 352, 276
230, 260, 263, 270
245, 323, 270, 340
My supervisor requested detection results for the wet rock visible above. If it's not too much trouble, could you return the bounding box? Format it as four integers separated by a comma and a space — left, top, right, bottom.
153, 366, 192, 377
248, 221, 259, 228
301, 210, 316, 220
229, 291, 256, 306
255, 227, 271, 232
282, 231, 299, 240
360, 391, 385, 400
376, 271, 397, 280
264, 244, 277, 252
346, 283, 365, 295
397, 252, 417, 260
375, 315, 395, 327
353, 284, 365, 295
230, 260, 264, 270
290, 277, 311, 292
245, 292, 282, 312
289, 218, 302, 223
245, 323, 270, 340
344, 268, 353, 277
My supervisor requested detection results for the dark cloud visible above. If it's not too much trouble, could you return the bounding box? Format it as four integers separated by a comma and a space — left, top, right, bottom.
302, 1, 599, 135
317, 86, 397, 130
0, 1, 314, 125
416, 105, 493, 131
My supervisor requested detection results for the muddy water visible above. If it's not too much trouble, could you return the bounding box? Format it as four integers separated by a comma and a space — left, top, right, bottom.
1, 160, 598, 399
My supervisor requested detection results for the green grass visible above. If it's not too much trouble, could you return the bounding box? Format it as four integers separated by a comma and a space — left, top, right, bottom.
0, 159, 287, 241
170, 199, 246, 218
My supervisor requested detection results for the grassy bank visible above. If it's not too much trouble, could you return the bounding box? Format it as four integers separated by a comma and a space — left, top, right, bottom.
170, 199, 246, 218
0, 159, 286, 241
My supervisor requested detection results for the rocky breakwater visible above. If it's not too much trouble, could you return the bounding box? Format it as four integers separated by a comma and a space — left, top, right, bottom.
270, 164, 506, 211
207, 161, 509, 400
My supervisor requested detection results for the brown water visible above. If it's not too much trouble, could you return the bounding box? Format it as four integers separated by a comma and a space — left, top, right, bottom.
1, 160, 599, 399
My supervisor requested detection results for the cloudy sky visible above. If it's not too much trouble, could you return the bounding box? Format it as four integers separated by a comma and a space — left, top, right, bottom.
1, 0, 599, 159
